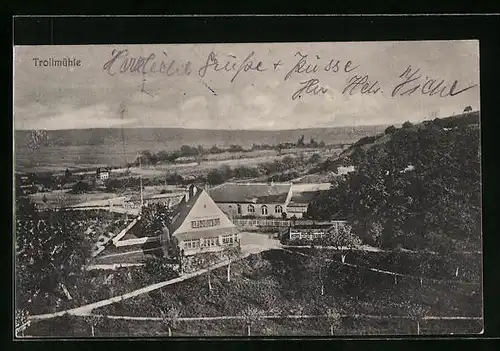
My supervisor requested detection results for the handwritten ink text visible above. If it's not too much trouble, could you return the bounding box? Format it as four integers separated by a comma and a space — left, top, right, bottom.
391, 65, 478, 98
342, 75, 381, 95
292, 78, 328, 100
103, 49, 192, 76
198, 51, 267, 83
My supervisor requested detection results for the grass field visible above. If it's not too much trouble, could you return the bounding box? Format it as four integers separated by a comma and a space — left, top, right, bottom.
23, 247, 482, 336
15, 126, 386, 173
24, 313, 482, 337
51, 248, 480, 336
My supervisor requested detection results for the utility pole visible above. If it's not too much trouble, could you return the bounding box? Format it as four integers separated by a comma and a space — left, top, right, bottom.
139, 154, 144, 208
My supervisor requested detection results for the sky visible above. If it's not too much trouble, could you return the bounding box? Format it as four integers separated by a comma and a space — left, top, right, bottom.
14, 41, 480, 131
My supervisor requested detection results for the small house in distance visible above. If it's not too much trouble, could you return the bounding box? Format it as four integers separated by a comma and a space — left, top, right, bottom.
162, 185, 240, 257
96, 167, 110, 181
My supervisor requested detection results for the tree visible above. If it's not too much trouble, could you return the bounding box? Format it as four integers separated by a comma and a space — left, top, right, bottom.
160, 306, 180, 337
324, 223, 361, 263
140, 203, 173, 236
210, 145, 221, 154
275, 144, 283, 155
203, 252, 220, 295
70, 181, 91, 194
297, 134, 305, 147
15, 200, 93, 317
207, 169, 226, 185
15, 308, 30, 337
308, 153, 321, 164
306, 248, 327, 296
82, 315, 102, 337
242, 306, 264, 336
42, 194, 48, 204
407, 304, 429, 335
402, 121, 414, 129
463, 106, 473, 113
385, 125, 397, 134
222, 245, 241, 282
196, 145, 205, 165
64, 168, 72, 180
309, 137, 318, 148
143, 256, 179, 281
325, 306, 341, 336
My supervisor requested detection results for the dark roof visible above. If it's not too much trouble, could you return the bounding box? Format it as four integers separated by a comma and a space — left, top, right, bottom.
174, 226, 239, 241
208, 183, 291, 204
289, 190, 323, 204
168, 187, 203, 235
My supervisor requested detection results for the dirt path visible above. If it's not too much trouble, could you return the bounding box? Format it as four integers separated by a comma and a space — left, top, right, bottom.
28, 252, 253, 322
78, 313, 483, 322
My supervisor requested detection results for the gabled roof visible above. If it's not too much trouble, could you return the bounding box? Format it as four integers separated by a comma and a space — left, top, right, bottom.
168, 188, 203, 235
208, 183, 292, 204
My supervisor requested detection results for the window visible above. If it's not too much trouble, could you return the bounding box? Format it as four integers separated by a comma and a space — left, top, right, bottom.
203, 237, 218, 247
184, 239, 200, 249
275, 205, 283, 214
237, 204, 242, 214
248, 204, 255, 213
222, 235, 233, 244
261, 205, 268, 215
191, 218, 220, 229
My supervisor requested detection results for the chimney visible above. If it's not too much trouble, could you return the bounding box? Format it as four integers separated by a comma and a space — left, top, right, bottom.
189, 184, 197, 198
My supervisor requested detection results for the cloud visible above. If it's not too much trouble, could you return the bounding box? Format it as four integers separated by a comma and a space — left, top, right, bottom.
14, 42, 480, 130
18, 104, 138, 130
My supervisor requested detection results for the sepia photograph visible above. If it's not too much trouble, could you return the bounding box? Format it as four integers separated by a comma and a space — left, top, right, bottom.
13, 40, 482, 337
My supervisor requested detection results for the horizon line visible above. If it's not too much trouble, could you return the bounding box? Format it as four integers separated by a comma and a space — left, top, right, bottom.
14, 124, 393, 132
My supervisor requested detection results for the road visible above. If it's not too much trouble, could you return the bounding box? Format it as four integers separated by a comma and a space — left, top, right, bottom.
239, 232, 282, 254
28, 252, 253, 322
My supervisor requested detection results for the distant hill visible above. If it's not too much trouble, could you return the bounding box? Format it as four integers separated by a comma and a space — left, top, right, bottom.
15, 126, 388, 149
15, 125, 388, 172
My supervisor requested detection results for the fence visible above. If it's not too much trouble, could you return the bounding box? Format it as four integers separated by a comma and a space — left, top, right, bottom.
233, 219, 347, 232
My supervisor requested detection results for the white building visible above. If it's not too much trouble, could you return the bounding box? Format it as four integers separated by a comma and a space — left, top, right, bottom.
163, 185, 240, 257
208, 182, 332, 219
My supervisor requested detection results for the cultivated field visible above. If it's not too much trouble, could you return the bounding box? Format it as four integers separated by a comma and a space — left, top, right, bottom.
15, 125, 385, 173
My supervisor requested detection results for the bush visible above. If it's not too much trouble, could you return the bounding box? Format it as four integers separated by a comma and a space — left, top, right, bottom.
385, 125, 397, 134
402, 121, 414, 129
308, 153, 321, 164
70, 181, 91, 194
207, 169, 227, 185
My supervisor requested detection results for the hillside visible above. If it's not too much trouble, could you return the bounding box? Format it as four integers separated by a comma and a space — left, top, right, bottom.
339, 111, 480, 159
307, 111, 481, 252
24, 249, 482, 336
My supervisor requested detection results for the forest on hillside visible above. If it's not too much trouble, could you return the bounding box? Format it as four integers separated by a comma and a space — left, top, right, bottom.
306, 118, 481, 253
